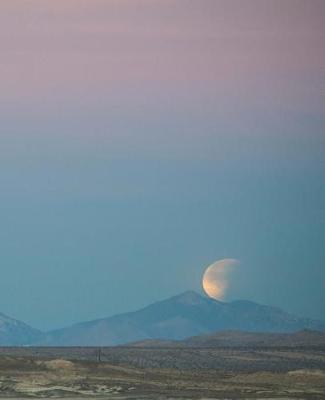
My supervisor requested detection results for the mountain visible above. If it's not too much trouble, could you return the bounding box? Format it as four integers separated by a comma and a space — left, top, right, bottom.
0, 312, 42, 346
40, 291, 325, 346
131, 329, 325, 348
186, 329, 325, 348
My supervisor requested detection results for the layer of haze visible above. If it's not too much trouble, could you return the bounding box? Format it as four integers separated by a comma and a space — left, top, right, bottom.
0, 1, 324, 330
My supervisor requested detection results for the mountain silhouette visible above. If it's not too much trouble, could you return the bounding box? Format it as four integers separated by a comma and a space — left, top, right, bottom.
39, 291, 325, 346
0, 312, 42, 346
130, 329, 325, 348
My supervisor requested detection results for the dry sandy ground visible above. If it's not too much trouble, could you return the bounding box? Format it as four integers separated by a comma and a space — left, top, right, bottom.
0, 347, 324, 399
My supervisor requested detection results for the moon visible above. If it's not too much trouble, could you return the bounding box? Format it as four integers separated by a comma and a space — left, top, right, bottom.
202, 259, 239, 300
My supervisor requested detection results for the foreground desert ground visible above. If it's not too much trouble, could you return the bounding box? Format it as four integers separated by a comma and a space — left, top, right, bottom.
0, 346, 324, 399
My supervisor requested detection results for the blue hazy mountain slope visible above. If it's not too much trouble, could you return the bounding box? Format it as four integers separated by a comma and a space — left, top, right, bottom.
39, 291, 325, 346
0, 312, 42, 346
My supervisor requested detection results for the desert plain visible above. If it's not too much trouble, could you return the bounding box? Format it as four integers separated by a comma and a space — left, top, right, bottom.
0, 344, 324, 399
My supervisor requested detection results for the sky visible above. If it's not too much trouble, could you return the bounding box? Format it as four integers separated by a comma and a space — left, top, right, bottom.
0, 0, 324, 331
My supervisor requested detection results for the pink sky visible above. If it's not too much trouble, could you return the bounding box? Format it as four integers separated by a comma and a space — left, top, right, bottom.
0, 0, 323, 114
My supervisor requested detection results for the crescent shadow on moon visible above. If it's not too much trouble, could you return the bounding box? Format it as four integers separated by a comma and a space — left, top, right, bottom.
202, 258, 239, 300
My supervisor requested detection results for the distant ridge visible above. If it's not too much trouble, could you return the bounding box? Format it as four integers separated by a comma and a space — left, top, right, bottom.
0, 312, 42, 346
129, 329, 325, 348
39, 291, 325, 346
1, 291, 324, 346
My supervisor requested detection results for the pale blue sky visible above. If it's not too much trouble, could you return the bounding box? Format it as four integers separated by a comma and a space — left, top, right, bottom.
0, 1, 324, 330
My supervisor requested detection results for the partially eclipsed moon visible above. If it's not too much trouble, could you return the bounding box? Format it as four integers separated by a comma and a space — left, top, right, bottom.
202, 259, 239, 300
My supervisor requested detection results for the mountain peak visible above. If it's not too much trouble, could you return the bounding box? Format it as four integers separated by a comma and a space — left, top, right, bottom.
6, 291, 324, 346
171, 290, 209, 305
0, 312, 42, 346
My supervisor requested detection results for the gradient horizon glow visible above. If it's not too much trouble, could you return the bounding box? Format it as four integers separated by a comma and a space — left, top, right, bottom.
0, 1, 324, 330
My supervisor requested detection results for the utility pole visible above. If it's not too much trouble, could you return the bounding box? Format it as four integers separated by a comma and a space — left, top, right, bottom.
97, 347, 102, 362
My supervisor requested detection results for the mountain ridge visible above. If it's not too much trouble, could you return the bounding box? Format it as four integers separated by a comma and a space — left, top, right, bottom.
1, 291, 325, 346
128, 329, 325, 348
39, 291, 325, 346
0, 312, 42, 346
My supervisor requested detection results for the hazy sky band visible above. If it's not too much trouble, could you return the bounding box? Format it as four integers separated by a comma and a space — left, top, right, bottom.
0, 1, 323, 111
